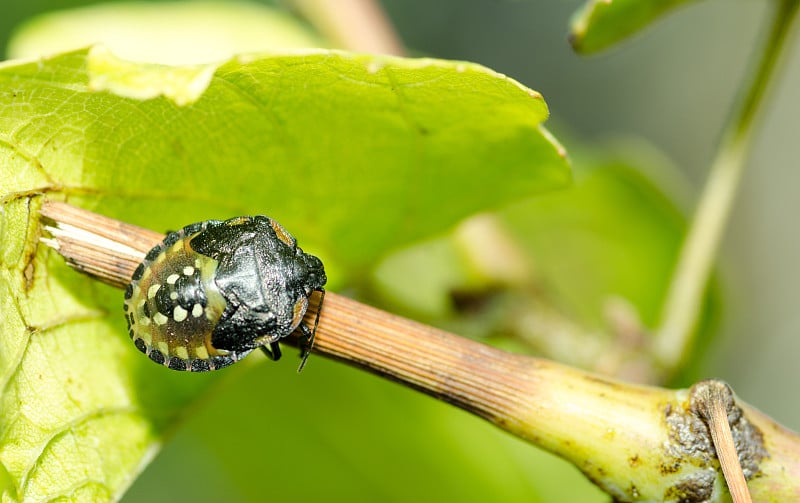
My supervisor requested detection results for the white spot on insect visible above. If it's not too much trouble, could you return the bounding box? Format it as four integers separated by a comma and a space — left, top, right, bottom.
153, 312, 169, 325
167, 273, 180, 284
183, 266, 195, 276
174, 306, 188, 322
192, 303, 203, 317
139, 316, 151, 327
170, 292, 178, 300
147, 283, 161, 299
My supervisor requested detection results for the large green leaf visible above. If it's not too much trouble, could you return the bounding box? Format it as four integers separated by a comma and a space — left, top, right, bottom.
0, 47, 569, 501
570, 0, 700, 54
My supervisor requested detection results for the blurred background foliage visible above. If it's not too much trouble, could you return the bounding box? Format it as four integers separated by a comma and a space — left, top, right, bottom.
2, 0, 799, 501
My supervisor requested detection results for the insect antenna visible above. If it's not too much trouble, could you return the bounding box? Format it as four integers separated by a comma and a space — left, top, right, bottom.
298, 288, 325, 372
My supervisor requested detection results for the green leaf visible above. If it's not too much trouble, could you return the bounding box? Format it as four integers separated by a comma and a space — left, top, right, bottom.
0, 47, 568, 501
373, 142, 688, 326
6, 2, 324, 64
371, 138, 716, 376
570, 0, 699, 54
500, 147, 686, 329
125, 357, 607, 503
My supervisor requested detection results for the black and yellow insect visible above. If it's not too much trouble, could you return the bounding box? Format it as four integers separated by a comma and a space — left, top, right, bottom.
123, 216, 326, 372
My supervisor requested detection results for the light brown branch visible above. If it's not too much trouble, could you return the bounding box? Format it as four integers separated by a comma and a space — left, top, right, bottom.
291, 0, 406, 56
38, 200, 800, 502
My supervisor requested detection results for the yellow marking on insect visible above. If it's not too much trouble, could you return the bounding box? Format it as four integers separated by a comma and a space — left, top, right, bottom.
174, 346, 190, 360
153, 312, 169, 325
141, 266, 153, 281
197, 254, 226, 320
194, 345, 209, 359
291, 296, 309, 331
173, 305, 188, 322
139, 331, 153, 346
270, 220, 295, 247
157, 341, 169, 355
139, 316, 151, 327
192, 303, 203, 317
147, 283, 161, 299
166, 273, 180, 285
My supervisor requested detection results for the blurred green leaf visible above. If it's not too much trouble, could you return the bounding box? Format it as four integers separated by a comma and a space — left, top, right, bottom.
125, 357, 607, 503
7, 2, 323, 64
371, 139, 716, 377
501, 147, 686, 329
373, 141, 687, 326
570, 0, 699, 54
0, 46, 568, 501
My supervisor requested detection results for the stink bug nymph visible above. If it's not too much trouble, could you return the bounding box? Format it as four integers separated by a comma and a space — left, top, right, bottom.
123, 216, 326, 372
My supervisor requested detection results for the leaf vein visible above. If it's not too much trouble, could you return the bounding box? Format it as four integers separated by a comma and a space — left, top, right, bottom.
0, 311, 107, 401
18, 406, 140, 498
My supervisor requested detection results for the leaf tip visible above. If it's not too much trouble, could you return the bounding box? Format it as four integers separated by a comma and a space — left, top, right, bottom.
568, 0, 602, 50
86, 44, 218, 106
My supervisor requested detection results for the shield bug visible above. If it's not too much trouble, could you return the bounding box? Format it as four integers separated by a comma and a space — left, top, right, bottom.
123, 216, 326, 372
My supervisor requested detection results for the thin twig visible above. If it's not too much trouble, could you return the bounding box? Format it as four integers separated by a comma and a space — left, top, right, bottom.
653, 0, 800, 372
40, 201, 161, 288
691, 381, 753, 503
38, 200, 536, 422
291, 0, 406, 56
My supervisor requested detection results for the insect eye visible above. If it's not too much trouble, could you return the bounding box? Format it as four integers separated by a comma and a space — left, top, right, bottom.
304, 254, 323, 271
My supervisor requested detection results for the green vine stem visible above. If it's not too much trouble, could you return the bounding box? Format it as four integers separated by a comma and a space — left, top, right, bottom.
653, 0, 800, 372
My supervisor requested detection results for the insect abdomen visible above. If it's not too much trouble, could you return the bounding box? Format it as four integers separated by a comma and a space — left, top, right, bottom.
124, 222, 248, 371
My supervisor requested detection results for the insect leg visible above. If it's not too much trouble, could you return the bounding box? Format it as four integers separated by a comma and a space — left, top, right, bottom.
260, 341, 282, 361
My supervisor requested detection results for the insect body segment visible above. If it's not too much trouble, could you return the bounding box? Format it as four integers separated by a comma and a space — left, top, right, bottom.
124, 216, 327, 372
